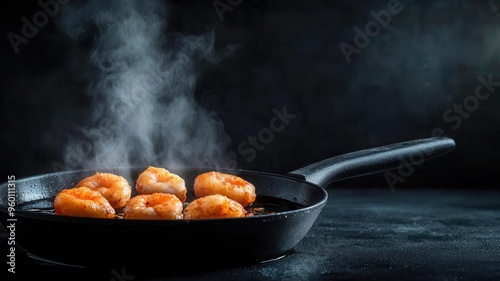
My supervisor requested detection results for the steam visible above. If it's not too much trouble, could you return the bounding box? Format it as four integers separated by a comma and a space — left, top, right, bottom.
58, 0, 235, 171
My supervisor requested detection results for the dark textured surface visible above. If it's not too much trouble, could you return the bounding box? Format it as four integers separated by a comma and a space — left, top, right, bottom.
2, 0, 500, 188
3, 187, 499, 280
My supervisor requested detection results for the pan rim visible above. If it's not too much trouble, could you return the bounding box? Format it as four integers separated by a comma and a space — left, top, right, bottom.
0, 167, 328, 225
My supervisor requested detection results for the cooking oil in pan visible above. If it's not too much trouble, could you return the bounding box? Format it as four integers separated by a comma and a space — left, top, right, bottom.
18, 195, 305, 219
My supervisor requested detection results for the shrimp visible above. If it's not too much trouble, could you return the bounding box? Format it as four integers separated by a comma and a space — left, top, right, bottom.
123, 193, 183, 220
74, 172, 132, 209
54, 186, 115, 218
135, 166, 187, 203
183, 194, 246, 219
193, 172, 256, 207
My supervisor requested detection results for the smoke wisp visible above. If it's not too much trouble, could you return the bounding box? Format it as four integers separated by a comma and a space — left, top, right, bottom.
58, 0, 235, 173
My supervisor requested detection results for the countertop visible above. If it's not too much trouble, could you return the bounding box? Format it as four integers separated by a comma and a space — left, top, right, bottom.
3, 187, 500, 280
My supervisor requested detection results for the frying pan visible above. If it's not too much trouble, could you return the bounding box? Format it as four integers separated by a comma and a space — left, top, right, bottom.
0, 137, 455, 271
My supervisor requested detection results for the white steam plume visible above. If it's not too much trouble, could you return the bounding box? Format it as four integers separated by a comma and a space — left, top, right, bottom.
59, 0, 235, 172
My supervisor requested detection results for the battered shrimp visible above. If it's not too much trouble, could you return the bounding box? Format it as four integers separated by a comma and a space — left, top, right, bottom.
194, 172, 256, 207
54, 186, 115, 218
183, 194, 246, 219
74, 172, 132, 209
135, 166, 187, 202
123, 193, 183, 220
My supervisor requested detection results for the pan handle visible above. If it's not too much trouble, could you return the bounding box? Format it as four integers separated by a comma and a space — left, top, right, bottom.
287, 137, 455, 188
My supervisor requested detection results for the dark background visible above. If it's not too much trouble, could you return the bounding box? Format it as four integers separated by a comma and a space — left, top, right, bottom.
1, 0, 499, 189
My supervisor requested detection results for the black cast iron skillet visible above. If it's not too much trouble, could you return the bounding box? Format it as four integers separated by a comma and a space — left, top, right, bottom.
0, 137, 455, 271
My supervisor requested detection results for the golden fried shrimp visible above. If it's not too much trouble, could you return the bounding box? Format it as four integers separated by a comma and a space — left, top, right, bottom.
123, 193, 183, 220
183, 194, 246, 219
74, 172, 132, 209
54, 186, 115, 218
135, 166, 187, 202
194, 172, 256, 207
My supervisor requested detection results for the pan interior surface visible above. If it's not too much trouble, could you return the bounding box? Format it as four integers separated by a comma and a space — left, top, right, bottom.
0, 166, 327, 220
